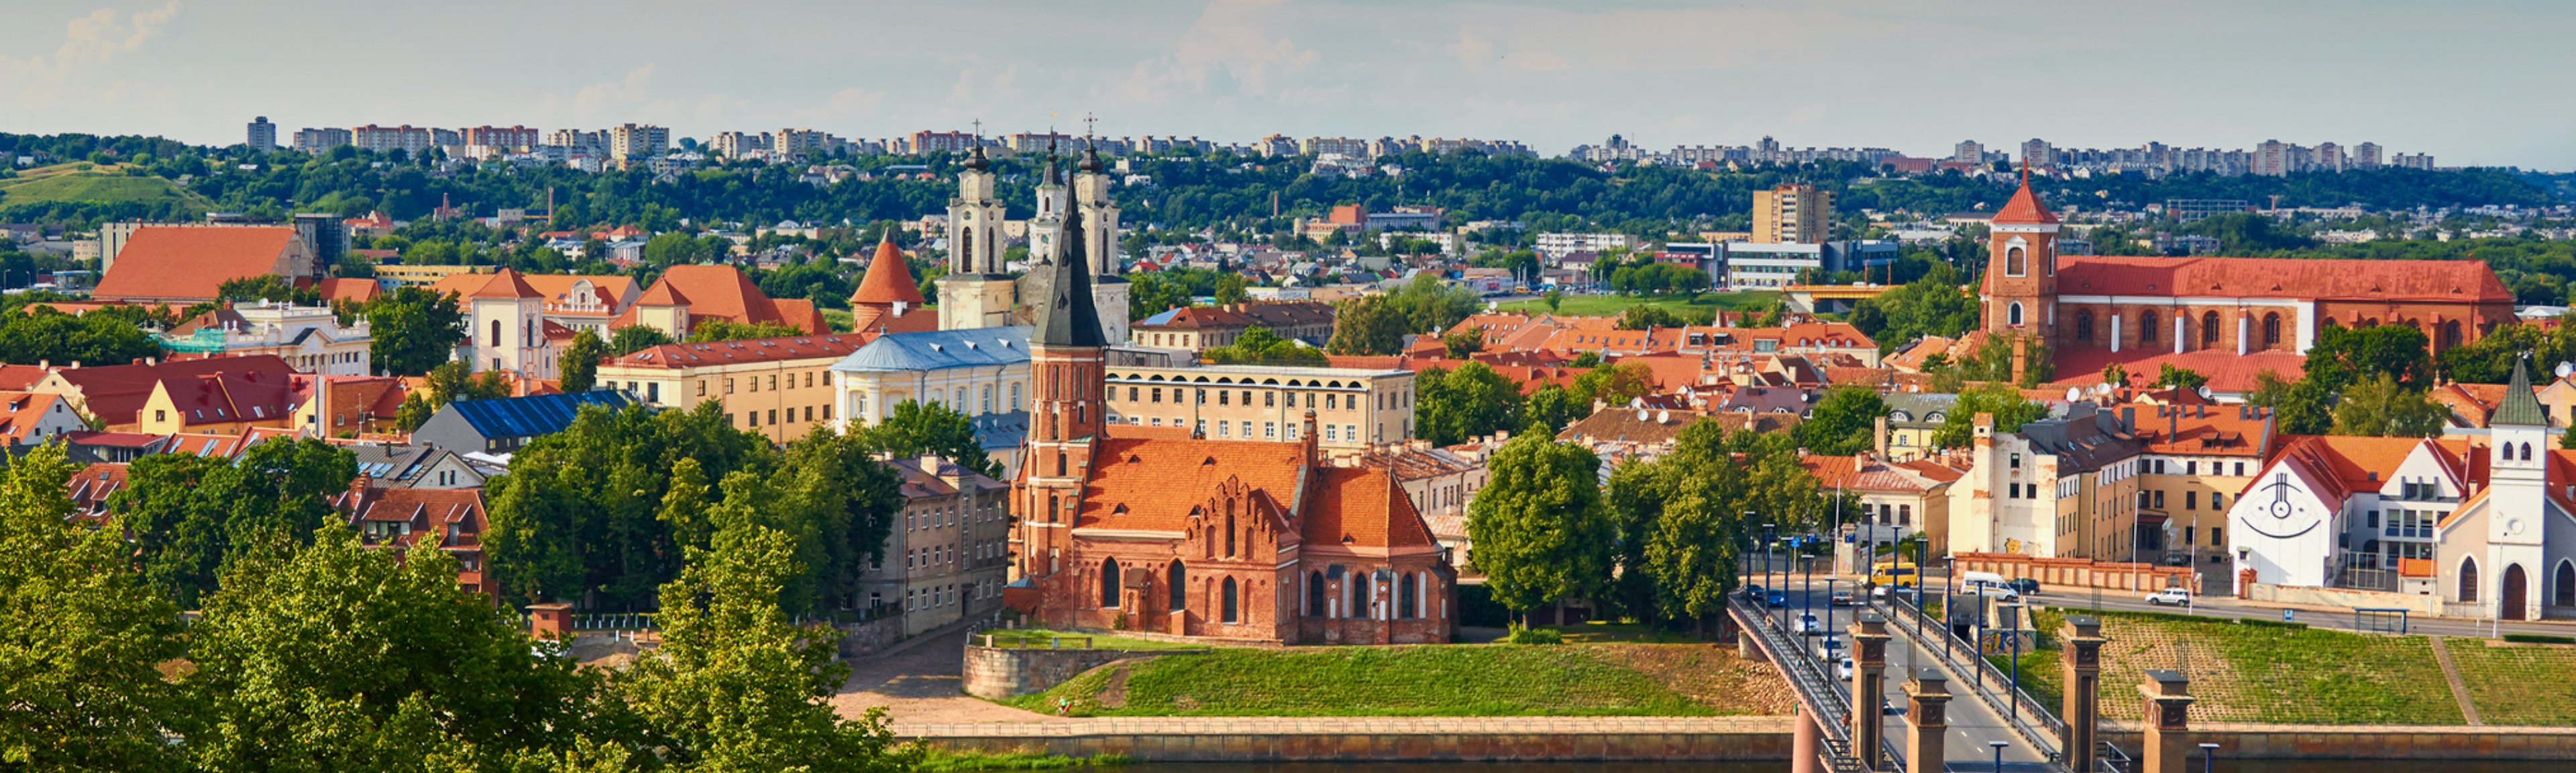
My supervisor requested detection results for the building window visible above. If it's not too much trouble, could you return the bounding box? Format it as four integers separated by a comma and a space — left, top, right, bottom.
1011, 382, 1024, 409
2075, 309, 2094, 344
1221, 577, 1240, 623
2201, 312, 2220, 348
1099, 559, 1120, 608
2140, 311, 2159, 344
2263, 313, 2283, 348
2006, 246, 2027, 276
2008, 301, 2025, 326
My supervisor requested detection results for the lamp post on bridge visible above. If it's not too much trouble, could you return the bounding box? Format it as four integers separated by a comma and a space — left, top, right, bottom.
1989, 739, 2008, 773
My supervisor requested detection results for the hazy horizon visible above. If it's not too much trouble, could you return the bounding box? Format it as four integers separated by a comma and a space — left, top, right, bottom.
7, 0, 2573, 169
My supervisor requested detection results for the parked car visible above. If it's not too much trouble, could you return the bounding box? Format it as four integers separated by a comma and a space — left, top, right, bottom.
2007, 578, 2041, 596
2145, 588, 2193, 607
1794, 613, 1823, 635
1831, 590, 1858, 607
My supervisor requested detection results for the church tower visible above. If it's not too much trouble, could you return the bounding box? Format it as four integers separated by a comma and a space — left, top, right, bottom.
1015, 203, 1110, 595
2485, 358, 2554, 621
937, 144, 1019, 331
1028, 158, 1068, 266
1073, 142, 1132, 344
1983, 167, 2060, 342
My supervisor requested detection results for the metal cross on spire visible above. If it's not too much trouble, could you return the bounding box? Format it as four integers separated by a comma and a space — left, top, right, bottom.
971, 117, 983, 140
1083, 111, 1097, 139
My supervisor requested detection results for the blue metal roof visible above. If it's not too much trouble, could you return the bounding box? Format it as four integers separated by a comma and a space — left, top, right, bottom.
447, 391, 633, 440
1138, 307, 1183, 326
829, 326, 1032, 373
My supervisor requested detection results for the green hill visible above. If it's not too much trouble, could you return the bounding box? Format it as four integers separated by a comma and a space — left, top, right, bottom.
0, 170, 202, 207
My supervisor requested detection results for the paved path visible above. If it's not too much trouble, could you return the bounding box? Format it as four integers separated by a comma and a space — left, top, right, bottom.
832, 627, 1063, 725
2427, 637, 2483, 725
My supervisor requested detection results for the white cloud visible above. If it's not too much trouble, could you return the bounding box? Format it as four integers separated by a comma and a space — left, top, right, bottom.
2, 2, 183, 106
1116, 0, 1319, 104
568, 64, 657, 117
786, 87, 886, 125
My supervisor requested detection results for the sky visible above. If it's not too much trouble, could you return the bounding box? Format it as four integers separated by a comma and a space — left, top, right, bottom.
5, 0, 2573, 169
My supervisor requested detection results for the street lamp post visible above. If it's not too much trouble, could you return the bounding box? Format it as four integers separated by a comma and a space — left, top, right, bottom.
1990, 739, 2009, 773
2198, 742, 2221, 773
1803, 529, 1817, 636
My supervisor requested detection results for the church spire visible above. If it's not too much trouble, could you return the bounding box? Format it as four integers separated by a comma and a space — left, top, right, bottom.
2496, 356, 2550, 427
1030, 195, 1107, 348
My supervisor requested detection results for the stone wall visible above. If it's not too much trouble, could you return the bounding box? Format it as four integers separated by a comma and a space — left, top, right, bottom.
837, 617, 905, 658
909, 717, 1795, 761
961, 643, 1200, 700
1952, 552, 2199, 593
2104, 721, 2576, 760
2247, 582, 2443, 617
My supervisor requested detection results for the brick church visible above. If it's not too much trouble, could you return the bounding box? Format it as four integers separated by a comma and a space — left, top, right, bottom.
1978, 172, 2515, 389
1003, 205, 1456, 644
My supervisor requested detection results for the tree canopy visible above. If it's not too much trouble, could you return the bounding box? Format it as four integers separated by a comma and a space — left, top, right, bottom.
1466, 435, 1617, 620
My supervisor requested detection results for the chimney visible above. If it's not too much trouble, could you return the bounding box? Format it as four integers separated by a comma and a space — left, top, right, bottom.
1873, 415, 1890, 458
2168, 409, 2178, 441
2010, 339, 2029, 386
2121, 406, 2136, 432
1300, 409, 1320, 464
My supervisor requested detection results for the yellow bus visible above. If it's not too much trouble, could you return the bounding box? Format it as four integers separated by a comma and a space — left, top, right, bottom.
1869, 560, 1919, 588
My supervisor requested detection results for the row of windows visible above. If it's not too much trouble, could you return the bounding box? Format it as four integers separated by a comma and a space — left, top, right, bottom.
2142, 458, 2250, 478
741, 405, 829, 428
2138, 489, 2229, 511
1114, 386, 1391, 411
1112, 413, 1371, 443
724, 371, 822, 394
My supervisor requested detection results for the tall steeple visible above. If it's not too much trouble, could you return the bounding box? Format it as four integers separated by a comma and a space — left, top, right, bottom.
1030, 199, 1108, 348
1983, 168, 2061, 344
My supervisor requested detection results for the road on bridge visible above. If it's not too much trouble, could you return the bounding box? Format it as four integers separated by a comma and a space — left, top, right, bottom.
1754, 578, 2055, 770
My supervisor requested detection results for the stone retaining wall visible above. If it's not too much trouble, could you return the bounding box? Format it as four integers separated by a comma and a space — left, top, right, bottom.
961, 644, 1199, 700
2103, 721, 2576, 760
903, 717, 1795, 762
1953, 552, 2198, 593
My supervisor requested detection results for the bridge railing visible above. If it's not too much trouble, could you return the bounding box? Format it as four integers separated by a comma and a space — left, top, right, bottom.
1880, 593, 2065, 763
1727, 596, 1905, 773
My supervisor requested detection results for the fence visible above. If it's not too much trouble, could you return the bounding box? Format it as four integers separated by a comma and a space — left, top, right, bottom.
1883, 593, 2065, 764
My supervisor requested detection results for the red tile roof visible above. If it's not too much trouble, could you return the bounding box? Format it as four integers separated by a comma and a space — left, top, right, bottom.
2058, 254, 2511, 303
1079, 435, 1309, 533
1305, 466, 1437, 550
608, 333, 873, 369
614, 265, 826, 335
470, 268, 543, 299
93, 226, 302, 303
850, 237, 926, 306
48, 355, 297, 427
317, 278, 382, 304
1991, 179, 2058, 225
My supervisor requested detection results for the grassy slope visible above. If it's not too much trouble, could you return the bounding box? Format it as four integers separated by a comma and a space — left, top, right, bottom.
0, 170, 202, 207
1492, 291, 1780, 319
2443, 637, 2576, 725
1005, 643, 1791, 717
981, 628, 1210, 652
2009, 609, 2457, 725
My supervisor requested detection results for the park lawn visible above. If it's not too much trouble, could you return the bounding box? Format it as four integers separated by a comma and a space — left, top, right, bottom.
980, 627, 1211, 652
1005, 643, 1792, 717
2443, 637, 2576, 725
0, 170, 203, 207
2006, 609, 2457, 725
1493, 291, 1779, 319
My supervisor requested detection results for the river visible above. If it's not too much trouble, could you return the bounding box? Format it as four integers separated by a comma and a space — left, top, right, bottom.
1128, 761, 2567, 773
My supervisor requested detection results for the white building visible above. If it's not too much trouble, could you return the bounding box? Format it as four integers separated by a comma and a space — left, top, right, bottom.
1534, 232, 1635, 258
828, 326, 1034, 477
164, 301, 373, 376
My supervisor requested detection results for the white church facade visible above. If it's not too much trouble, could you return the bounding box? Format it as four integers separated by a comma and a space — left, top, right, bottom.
934, 142, 1131, 344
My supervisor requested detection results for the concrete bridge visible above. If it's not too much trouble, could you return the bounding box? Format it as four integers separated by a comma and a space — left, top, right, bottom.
1734, 580, 2208, 773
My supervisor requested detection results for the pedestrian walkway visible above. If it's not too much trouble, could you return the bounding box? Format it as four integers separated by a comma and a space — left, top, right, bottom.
896, 715, 1792, 737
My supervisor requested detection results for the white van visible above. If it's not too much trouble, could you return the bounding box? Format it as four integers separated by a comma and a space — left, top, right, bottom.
1960, 571, 2021, 601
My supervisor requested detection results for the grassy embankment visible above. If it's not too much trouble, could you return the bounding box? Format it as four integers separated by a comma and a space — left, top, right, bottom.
0, 164, 207, 208
1004, 642, 1792, 718
1993, 608, 2461, 725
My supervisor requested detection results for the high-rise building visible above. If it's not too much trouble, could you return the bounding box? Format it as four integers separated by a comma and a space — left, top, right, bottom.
2021, 138, 2055, 168
292, 127, 351, 154
1752, 183, 1833, 244
608, 123, 669, 160
247, 117, 277, 152
1953, 140, 1986, 165
2355, 142, 2383, 169
460, 125, 541, 150
351, 125, 436, 156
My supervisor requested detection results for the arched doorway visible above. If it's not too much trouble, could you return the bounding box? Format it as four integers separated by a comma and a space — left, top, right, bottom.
2555, 561, 2576, 608
1099, 558, 1121, 608
2459, 556, 2480, 603
2504, 564, 2530, 621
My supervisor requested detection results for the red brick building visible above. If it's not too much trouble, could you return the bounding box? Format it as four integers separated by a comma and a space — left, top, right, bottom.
1981, 173, 2514, 386
1006, 212, 1456, 644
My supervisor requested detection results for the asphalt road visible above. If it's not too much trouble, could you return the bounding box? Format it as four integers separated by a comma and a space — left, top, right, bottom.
1752, 580, 2053, 770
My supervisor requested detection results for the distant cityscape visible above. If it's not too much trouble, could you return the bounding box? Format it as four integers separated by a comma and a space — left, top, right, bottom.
238, 115, 2443, 178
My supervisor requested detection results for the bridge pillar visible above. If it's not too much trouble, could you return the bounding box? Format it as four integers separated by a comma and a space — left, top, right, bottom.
2140, 670, 2196, 773
1792, 706, 1822, 773
1902, 668, 1949, 773
1851, 613, 1890, 770
2061, 615, 2105, 773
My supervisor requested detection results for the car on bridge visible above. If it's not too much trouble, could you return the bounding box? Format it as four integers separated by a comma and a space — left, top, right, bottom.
1830, 590, 1858, 606
2008, 578, 2041, 596
1766, 590, 1789, 607
2145, 587, 2193, 606
1794, 612, 1823, 635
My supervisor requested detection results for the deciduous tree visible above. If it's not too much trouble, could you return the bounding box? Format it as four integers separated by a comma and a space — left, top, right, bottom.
1466, 435, 1617, 621
0, 444, 186, 770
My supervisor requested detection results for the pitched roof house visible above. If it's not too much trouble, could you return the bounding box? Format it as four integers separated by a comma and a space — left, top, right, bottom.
93, 226, 315, 304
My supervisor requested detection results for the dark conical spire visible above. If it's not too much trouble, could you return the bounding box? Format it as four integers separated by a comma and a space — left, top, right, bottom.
2497, 355, 2550, 427
1077, 137, 1103, 173
1030, 197, 1107, 348
963, 141, 989, 172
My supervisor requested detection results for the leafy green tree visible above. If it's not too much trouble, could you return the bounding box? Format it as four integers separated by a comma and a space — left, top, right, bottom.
1569, 352, 1603, 368
1466, 435, 1617, 622
2328, 374, 2449, 437
687, 318, 805, 342
1847, 264, 1980, 353
2248, 370, 2334, 435
0, 444, 186, 770
1203, 325, 1328, 366
1929, 382, 2050, 449
608, 323, 676, 356
486, 402, 771, 609
1442, 329, 1485, 359
557, 329, 609, 392
363, 286, 466, 376
1572, 361, 1657, 407
1795, 385, 1888, 456
2155, 363, 2210, 391
183, 525, 596, 772
1520, 382, 1585, 435
2100, 362, 2129, 387
2436, 320, 2576, 384
614, 521, 912, 773
1416, 362, 1527, 446
0, 306, 160, 366
217, 273, 321, 305
1541, 289, 1564, 313
863, 400, 999, 480
114, 439, 357, 607
1326, 295, 1409, 355
1212, 274, 1248, 305
1615, 305, 1688, 331
2304, 323, 2432, 391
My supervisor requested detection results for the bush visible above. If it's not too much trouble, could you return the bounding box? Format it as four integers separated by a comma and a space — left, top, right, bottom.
2235, 617, 2310, 631
1505, 625, 1563, 645
2504, 633, 2576, 646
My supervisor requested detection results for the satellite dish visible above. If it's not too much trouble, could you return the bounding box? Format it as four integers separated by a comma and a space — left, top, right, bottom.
1656, 410, 1671, 424
2556, 361, 2573, 380
1629, 397, 1647, 409
2198, 386, 2215, 399
2065, 386, 2084, 403
1635, 409, 1650, 421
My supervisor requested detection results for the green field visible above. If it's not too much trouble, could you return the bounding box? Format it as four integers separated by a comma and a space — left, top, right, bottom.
1003, 643, 1792, 717
2010, 609, 2459, 725
2444, 637, 2576, 725
0, 168, 204, 207
1493, 291, 1780, 319
980, 627, 1212, 652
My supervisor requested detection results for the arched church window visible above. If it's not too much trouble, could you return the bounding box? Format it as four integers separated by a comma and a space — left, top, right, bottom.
2263, 314, 2283, 348
2140, 311, 2159, 344
2008, 302, 2025, 326
2442, 320, 2463, 349
2074, 310, 2094, 343
1099, 559, 1121, 608
2201, 312, 2220, 348
2006, 246, 2027, 276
